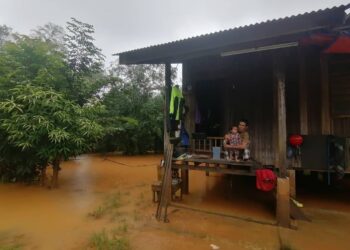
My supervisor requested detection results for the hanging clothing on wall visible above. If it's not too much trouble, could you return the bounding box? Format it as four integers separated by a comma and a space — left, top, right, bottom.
169, 85, 184, 121
180, 125, 190, 147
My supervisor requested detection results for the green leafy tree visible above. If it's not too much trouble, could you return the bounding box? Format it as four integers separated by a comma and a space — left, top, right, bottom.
0, 36, 71, 99
65, 18, 106, 105
0, 25, 12, 47
98, 64, 169, 154
65, 18, 104, 74
0, 84, 104, 187
31, 22, 66, 53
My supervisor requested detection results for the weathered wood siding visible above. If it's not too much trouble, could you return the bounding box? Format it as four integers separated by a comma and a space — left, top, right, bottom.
182, 48, 350, 167
330, 55, 350, 137
185, 54, 276, 165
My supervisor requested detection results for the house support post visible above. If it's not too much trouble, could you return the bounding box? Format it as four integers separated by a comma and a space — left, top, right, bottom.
164, 63, 172, 151
274, 55, 291, 228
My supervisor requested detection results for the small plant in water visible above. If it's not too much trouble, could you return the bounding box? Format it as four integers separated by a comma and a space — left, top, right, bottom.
0, 245, 22, 250
88, 206, 106, 219
107, 193, 121, 209
133, 209, 140, 221
88, 192, 122, 219
89, 229, 130, 250
118, 223, 128, 234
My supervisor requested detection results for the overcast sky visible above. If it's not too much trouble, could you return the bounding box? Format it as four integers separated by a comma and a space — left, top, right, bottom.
0, 0, 349, 64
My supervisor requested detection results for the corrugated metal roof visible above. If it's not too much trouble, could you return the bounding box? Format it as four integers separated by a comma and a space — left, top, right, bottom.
117, 4, 350, 64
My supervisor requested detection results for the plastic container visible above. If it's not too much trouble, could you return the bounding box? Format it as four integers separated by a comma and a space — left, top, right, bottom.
212, 147, 221, 160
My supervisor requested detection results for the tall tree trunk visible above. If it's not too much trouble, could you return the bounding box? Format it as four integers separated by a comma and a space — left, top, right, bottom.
52, 159, 60, 188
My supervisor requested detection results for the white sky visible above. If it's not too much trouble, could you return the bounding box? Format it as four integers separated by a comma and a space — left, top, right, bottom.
0, 0, 349, 64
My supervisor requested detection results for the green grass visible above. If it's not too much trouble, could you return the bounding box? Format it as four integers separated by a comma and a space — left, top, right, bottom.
88, 192, 122, 219
133, 209, 140, 221
88, 206, 107, 219
0, 232, 23, 250
0, 245, 22, 250
89, 229, 130, 250
107, 192, 122, 209
118, 223, 128, 234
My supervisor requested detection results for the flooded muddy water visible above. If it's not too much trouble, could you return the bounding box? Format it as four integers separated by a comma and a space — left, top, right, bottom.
1, 154, 350, 249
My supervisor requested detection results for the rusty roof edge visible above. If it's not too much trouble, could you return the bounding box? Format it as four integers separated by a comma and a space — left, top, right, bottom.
114, 4, 350, 57
119, 25, 330, 65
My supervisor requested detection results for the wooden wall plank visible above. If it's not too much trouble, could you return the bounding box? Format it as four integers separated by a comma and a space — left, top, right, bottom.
299, 48, 308, 135
320, 55, 331, 134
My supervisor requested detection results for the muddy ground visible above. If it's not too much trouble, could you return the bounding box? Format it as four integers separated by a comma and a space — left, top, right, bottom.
0, 154, 350, 250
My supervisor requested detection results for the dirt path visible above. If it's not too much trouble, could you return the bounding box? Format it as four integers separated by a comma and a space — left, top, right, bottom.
0, 154, 350, 250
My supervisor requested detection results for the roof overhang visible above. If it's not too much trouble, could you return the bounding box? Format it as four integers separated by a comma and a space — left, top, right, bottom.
116, 5, 350, 65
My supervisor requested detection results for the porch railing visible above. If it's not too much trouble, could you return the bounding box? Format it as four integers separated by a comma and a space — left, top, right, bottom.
191, 136, 224, 153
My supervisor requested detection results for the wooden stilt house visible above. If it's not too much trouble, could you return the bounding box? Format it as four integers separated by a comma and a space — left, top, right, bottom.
117, 4, 350, 227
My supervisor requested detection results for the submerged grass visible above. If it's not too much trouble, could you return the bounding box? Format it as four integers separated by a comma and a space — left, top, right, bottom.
89, 229, 130, 250
88, 206, 107, 219
88, 192, 122, 219
0, 245, 22, 250
0, 232, 24, 250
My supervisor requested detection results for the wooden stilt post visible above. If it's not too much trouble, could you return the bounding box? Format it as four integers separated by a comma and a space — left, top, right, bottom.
288, 169, 296, 199
156, 62, 173, 222
156, 142, 173, 221
181, 62, 191, 193
274, 54, 290, 228
164, 63, 172, 152
274, 55, 287, 178
181, 167, 189, 194
277, 178, 290, 227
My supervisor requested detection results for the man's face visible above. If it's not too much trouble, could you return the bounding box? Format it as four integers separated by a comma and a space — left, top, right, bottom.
238, 122, 247, 133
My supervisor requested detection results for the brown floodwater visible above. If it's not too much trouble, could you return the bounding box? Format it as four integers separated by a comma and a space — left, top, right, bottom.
1, 154, 350, 249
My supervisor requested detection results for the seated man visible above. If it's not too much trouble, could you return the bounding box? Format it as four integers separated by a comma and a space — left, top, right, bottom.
224, 120, 250, 160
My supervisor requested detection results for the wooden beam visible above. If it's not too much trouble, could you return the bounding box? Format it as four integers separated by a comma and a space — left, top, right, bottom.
276, 177, 291, 227
181, 167, 189, 194
320, 55, 331, 134
273, 55, 287, 178
182, 61, 196, 138
274, 55, 291, 228
164, 63, 172, 152
156, 142, 174, 222
299, 48, 308, 135
172, 164, 256, 176
288, 169, 296, 199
